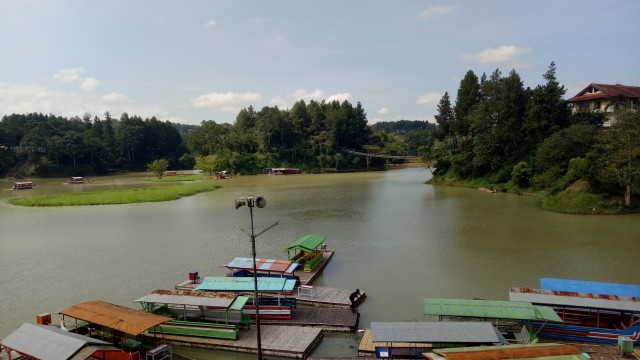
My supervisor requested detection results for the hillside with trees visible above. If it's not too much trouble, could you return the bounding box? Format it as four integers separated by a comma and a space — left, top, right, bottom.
429, 62, 639, 212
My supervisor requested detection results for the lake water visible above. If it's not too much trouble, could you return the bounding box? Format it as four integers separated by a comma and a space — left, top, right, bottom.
1, 168, 639, 358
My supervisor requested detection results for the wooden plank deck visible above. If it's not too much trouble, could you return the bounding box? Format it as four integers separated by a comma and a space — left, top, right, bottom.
261, 307, 359, 331
292, 286, 367, 308
152, 325, 322, 358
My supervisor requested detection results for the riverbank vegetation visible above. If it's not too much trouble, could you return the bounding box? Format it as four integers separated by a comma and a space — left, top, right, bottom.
427, 62, 639, 214
2, 62, 638, 213
8, 182, 220, 207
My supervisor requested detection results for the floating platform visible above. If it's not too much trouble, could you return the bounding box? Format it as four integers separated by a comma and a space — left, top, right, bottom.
261, 307, 359, 332
152, 325, 322, 358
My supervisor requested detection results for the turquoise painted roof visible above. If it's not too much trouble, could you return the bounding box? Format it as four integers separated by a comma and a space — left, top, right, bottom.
196, 277, 296, 293
423, 298, 562, 322
284, 234, 325, 252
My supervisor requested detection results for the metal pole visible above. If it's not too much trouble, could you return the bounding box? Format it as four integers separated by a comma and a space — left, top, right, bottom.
249, 204, 263, 360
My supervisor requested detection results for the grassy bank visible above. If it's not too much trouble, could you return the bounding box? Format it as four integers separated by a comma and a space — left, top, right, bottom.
428, 175, 633, 215
9, 182, 220, 207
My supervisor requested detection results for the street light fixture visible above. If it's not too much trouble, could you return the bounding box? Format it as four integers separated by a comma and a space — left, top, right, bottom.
235, 195, 268, 360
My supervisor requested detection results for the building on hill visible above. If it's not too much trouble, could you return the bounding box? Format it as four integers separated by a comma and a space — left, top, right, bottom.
568, 83, 640, 126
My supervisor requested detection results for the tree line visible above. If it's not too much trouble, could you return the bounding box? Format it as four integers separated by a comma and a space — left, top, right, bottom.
430, 62, 639, 208
0, 100, 429, 177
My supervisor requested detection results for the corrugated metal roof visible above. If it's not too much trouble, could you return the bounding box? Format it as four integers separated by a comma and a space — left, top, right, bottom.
510, 287, 640, 312
0, 323, 112, 360
59, 301, 172, 335
284, 234, 325, 252
422, 298, 562, 322
540, 278, 640, 298
229, 296, 249, 310
135, 289, 239, 308
431, 343, 584, 359
224, 257, 299, 274
370, 322, 502, 344
196, 276, 297, 292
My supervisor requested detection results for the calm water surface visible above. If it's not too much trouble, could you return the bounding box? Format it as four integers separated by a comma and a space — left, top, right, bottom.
1, 168, 639, 358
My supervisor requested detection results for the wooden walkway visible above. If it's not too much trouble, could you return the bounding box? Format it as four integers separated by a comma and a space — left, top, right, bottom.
152, 325, 322, 358
261, 307, 359, 331
293, 286, 366, 308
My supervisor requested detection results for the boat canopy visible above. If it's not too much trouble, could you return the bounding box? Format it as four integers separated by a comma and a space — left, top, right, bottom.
370, 321, 507, 344
196, 276, 297, 293
0, 323, 116, 360
224, 257, 299, 275
59, 300, 172, 336
135, 289, 248, 310
540, 278, 640, 298
284, 234, 325, 253
509, 287, 640, 312
422, 298, 562, 323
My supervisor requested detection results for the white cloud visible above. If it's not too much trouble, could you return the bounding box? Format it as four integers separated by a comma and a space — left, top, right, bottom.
378, 107, 390, 115
80, 77, 100, 91
204, 19, 217, 28
463, 45, 532, 63
249, 17, 272, 25
52, 67, 85, 83
0, 82, 170, 121
418, 5, 455, 18
191, 91, 262, 113
100, 92, 130, 103
416, 92, 442, 106
270, 89, 351, 108
326, 92, 352, 103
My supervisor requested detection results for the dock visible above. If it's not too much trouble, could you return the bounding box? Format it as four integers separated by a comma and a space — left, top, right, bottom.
153, 325, 323, 358
291, 285, 366, 308
261, 307, 359, 331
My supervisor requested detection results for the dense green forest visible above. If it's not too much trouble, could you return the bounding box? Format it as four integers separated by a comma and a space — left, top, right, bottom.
0, 100, 429, 178
2, 62, 638, 211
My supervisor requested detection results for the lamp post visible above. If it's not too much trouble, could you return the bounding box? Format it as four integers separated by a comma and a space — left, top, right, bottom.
235, 195, 268, 360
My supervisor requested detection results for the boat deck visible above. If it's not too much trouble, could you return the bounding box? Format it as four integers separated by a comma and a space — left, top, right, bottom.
296, 249, 334, 285
150, 325, 322, 358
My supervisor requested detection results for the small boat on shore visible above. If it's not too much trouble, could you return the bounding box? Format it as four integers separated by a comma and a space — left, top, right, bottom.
509, 278, 640, 345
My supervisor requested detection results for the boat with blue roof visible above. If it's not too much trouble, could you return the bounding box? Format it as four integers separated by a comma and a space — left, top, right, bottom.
509, 278, 640, 345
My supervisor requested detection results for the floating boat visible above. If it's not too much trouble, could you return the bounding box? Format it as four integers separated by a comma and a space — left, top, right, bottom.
223, 257, 300, 283
195, 276, 297, 319
269, 168, 299, 175
215, 170, 229, 179
422, 298, 563, 344
509, 278, 640, 345
12, 181, 35, 190
285, 234, 328, 273
68, 176, 85, 184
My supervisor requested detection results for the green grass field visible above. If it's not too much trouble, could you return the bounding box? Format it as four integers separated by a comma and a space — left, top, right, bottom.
9, 182, 220, 207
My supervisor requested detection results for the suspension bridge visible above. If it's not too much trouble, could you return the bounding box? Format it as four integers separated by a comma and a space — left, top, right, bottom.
338, 147, 425, 170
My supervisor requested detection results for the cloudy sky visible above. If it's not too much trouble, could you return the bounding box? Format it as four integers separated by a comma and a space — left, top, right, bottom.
1, 1, 638, 125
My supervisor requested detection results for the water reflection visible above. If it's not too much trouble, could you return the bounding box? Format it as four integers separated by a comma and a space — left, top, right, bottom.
1, 168, 639, 359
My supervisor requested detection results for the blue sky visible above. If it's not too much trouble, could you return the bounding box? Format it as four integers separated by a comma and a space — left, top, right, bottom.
1, 1, 638, 125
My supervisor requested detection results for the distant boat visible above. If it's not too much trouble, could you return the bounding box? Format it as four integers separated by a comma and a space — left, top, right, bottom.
269, 168, 299, 175
12, 181, 35, 190
509, 278, 640, 345
68, 177, 85, 184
